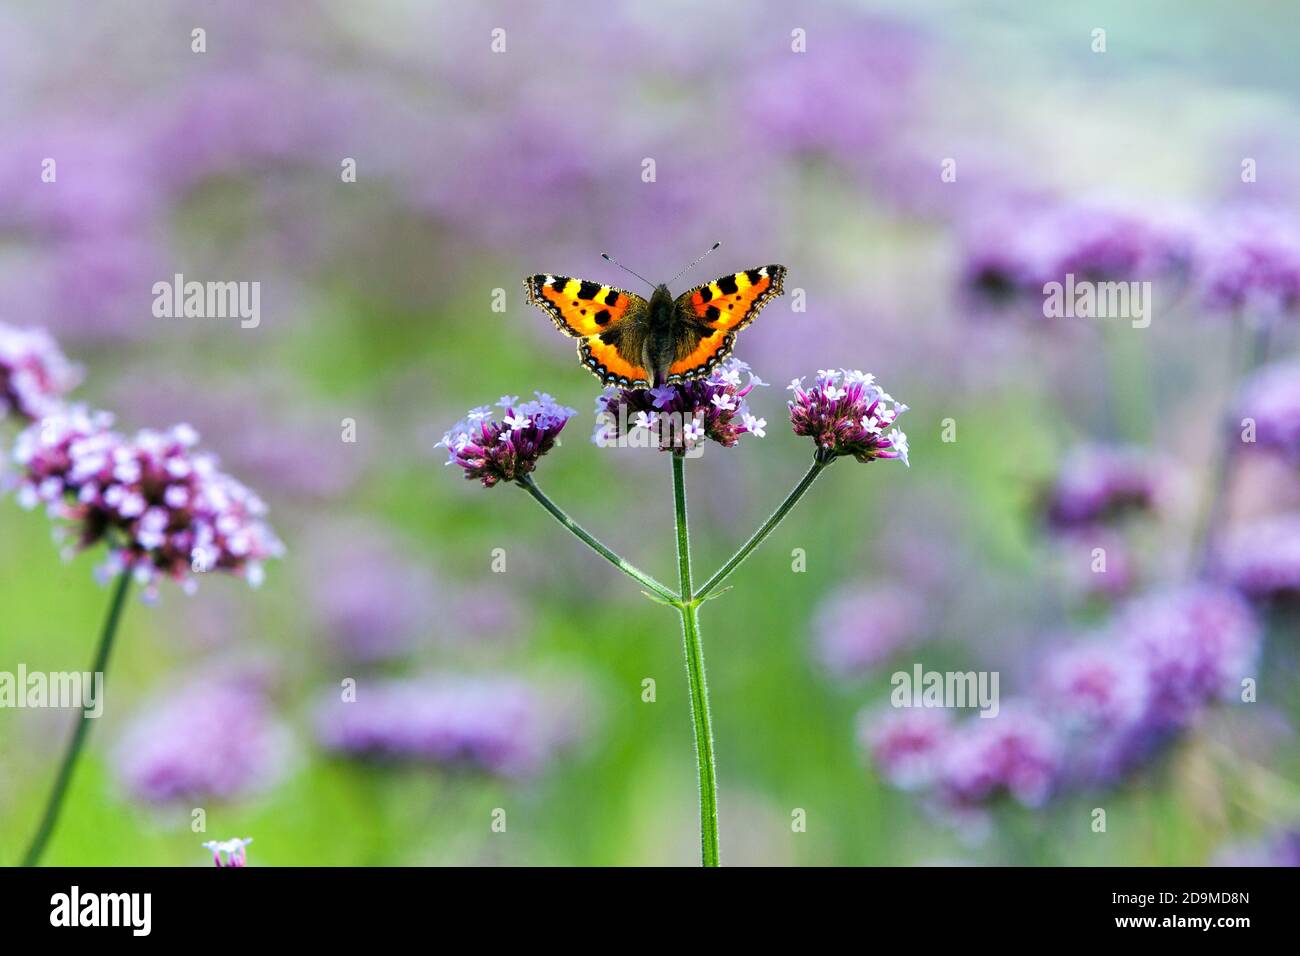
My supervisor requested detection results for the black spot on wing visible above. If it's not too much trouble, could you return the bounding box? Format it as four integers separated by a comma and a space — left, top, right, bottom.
717, 275, 739, 296
745, 269, 762, 285
594, 309, 611, 325
698, 286, 713, 303
599, 327, 622, 346
705, 305, 721, 322
577, 281, 602, 300
550, 277, 569, 293
604, 289, 620, 306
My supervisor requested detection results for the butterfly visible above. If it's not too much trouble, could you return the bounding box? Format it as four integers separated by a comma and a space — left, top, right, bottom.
525, 243, 786, 388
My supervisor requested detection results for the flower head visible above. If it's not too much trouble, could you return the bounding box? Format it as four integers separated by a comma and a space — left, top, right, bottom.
438, 392, 576, 487
788, 369, 909, 464
1212, 830, 1300, 867
1217, 513, 1300, 604
0, 322, 81, 421
202, 837, 253, 868
593, 358, 766, 455
860, 706, 952, 790
813, 583, 926, 679
1043, 444, 1162, 530
1239, 360, 1300, 462
116, 676, 292, 803
10, 407, 284, 599
1115, 586, 1260, 731
314, 675, 585, 778
1196, 207, 1300, 316
936, 706, 1061, 809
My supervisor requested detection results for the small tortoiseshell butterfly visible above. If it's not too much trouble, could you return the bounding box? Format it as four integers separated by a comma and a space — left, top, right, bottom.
525, 243, 786, 388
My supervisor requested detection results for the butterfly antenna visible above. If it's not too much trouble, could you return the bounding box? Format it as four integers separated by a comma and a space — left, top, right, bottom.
668, 241, 722, 286
600, 252, 655, 290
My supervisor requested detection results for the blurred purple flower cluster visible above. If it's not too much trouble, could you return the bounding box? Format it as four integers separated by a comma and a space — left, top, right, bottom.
314, 676, 584, 778
1212, 830, 1300, 867
0, 322, 81, 421
593, 358, 767, 454
813, 583, 927, 679
958, 197, 1300, 322
1239, 360, 1300, 462
1217, 513, 1300, 604
862, 586, 1259, 824
10, 406, 283, 599
1042, 444, 1163, 531
788, 369, 909, 465
438, 393, 577, 488
115, 675, 293, 804
959, 198, 1196, 309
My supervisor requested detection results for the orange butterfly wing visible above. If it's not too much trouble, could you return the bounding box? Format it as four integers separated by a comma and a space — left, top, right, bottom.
677, 265, 786, 333
665, 265, 786, 381
524, 274, 645, 337
525, 274, 653, 387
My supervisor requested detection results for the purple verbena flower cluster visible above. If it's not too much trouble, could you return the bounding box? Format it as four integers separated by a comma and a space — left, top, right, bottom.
314, 675, 582, 778
1217, 513, 1300, 604
813, 583, 927, 679
0, 321, 81, 421
959, 198, 1196, 308
1043, 444, 1162, 530
11, 407, 284, 599
861, 586, 1259, 823
115, 678, 293, 803
788, 369, 909, 465
1196, 207, 1300, 316
202, 837, 254, 868
438, 392, 576, 487
1239, 360, 1300, 462
592, 358, 767, 454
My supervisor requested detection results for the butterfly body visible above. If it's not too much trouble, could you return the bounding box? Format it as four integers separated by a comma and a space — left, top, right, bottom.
525, 264, 786, 388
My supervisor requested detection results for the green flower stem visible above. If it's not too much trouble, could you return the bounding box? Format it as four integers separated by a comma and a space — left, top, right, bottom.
694, 457, 830, 602
672, 453, 719, 866
517, 474, 679, 604
22, 569, 132, 867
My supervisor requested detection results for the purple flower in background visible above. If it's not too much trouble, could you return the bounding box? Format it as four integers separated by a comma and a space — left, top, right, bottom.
116, 679, 292, 804
1039, 640, 1149, 735
315, 675, 584, 778
438, 393, 576, 487
1196, 207, 1300, 316
593, 358, 766, 455
1043, 444, 1162, 530
1217, 513, 1300, 603
813, 583, 926, 678
1239, 360, 1300, 462
937, 706, 1061, 809
202, 837, 253, 868
1115, 586, 1259, 731
959, 198, 1196, 308
10, 408, 284, 599
860, 706, 951, 790
788, 369, 909, 464
0, 322, 80, 421
1212, 830, 1300, 867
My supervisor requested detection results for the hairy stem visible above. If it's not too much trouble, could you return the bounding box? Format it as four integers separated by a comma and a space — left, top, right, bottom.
672, 454, 719, 866
22, 570, 131, 867
695, 458, 830, 601
517, 474, 679, 604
